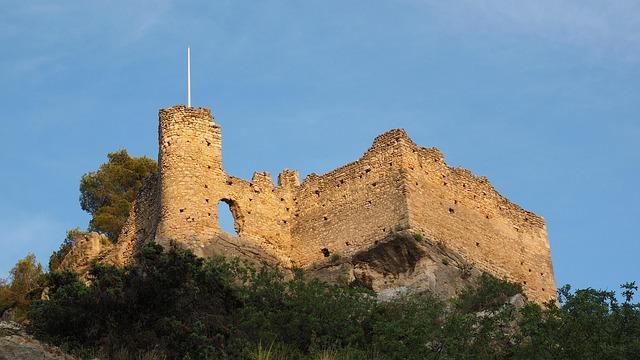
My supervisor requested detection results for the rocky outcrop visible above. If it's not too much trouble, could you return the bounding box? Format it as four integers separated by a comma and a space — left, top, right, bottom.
0, 321, 75, 360
306, 230, 484, 301
59, 232, 112, 280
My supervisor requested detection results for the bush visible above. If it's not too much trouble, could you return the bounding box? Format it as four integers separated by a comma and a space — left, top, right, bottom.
455, 273, 522, 313
30, 243, 239, 359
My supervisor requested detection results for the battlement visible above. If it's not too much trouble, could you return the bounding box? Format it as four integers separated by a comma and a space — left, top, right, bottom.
116, 105, 556, 303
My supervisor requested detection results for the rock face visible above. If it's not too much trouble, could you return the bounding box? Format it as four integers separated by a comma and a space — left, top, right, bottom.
63, 105, 557, 303
0, 321, 75, 360
59, 232, 112, 280
306, 230, 482, 301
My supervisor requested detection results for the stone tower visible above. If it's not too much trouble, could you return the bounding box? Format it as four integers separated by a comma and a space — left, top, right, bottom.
155, 106, 224, 256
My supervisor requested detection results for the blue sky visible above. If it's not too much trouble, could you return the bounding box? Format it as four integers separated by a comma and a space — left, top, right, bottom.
1, 1, 638, 293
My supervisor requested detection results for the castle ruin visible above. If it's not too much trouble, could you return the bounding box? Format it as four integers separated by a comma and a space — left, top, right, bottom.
107, 105, 556, 303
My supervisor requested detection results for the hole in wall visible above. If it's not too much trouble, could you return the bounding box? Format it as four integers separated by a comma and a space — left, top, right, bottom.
217, 199, 241, 236
476, 242, 480, 247
365, 168, 371, 173
315, 190, 321, 197
443, 182, 447, 186
367, 200, 372, 205
323, 216, 328, 221
448, 208, 455, 214
345, 242, 350, 246
204, 184, 208, 189
372, 182, 377, 187
179, 209, 185, 213
321, 248, 330, 257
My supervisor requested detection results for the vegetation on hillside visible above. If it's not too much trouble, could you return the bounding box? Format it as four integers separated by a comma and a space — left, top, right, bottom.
17, 243, 639, 360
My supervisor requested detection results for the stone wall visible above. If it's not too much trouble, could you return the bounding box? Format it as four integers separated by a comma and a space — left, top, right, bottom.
402, 139, 556, 303
109, 105, 556, 303
289, 130, 412, 266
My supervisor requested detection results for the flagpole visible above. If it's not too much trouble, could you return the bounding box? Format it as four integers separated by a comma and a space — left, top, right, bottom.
187, 47, 191, 108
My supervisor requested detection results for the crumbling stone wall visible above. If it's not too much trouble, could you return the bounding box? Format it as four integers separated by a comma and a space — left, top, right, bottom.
110, 105, 556, 303
289, 131, 412, 266
402, 138, 555, 303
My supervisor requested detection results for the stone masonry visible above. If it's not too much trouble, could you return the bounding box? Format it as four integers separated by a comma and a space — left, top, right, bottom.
110, 105, 556, 303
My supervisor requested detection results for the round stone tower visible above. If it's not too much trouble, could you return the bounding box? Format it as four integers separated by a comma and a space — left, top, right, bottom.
155, 105, 224, 255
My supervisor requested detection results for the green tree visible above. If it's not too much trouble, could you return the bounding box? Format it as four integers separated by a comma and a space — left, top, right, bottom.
1, 254, 45, 320
0, 278, 12, 314
79, 149, 156, 241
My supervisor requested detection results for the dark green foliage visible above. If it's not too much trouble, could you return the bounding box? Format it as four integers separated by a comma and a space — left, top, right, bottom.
79, 149, 156, 241
517, 283, 640, 359
234, 266, 376, 354
29, 243, 239, 359
27, 244, 640, 359
456, 273, 523, 312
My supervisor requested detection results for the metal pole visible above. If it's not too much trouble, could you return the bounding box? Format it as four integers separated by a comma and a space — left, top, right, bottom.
187, 47, 191, 107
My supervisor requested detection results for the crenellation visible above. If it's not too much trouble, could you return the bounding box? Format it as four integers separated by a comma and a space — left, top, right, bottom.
112, 105, 556, 303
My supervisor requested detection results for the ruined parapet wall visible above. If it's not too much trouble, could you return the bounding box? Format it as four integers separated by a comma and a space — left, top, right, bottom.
404, 145, 556, 303
155, 106, 224, 256
290, 130, 413, 266
210, 172, 296, 264
153, 105, 296, 262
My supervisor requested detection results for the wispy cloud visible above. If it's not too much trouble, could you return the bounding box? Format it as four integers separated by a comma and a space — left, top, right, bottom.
410, 0, 640, 61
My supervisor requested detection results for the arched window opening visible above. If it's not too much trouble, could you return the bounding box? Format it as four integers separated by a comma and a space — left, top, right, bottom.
217, 199, 241, 236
